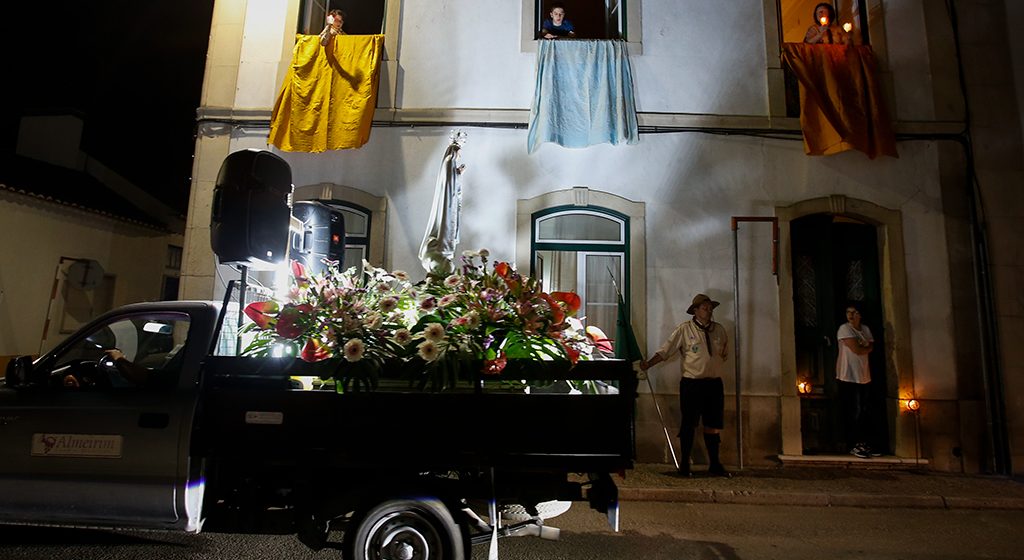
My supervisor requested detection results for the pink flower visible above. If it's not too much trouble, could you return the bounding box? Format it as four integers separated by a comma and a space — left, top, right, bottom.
444, 274, 461, 287
393, 270, 409, 281
419, 297, 437, 312
439, 294, 457, 307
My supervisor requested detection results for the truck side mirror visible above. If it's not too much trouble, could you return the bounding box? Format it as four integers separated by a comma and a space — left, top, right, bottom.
4, 356, 34, 388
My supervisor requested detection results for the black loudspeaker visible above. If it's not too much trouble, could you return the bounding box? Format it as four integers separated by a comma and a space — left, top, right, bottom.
290, 201, 346, 276
210, 149, 294, 269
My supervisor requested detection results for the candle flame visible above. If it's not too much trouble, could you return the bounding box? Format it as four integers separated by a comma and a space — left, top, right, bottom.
843, 22, 852, 32
820, 16, 828, 25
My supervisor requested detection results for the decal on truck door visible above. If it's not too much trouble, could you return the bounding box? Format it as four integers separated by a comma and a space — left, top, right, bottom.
31, 434, 123, 458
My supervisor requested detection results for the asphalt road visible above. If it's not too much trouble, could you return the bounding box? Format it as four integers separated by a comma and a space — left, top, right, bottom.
1, 501, 1020, 560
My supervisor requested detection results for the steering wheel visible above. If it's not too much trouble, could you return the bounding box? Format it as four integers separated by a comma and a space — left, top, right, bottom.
49, 359, 113, 389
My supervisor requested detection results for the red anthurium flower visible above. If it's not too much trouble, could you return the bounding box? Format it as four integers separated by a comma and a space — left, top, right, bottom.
585, 326, 614, 353
561, 340, 580, 364
243, 300, 279, 330
494, 262, 510, 278
482, 354, 507, 375
276, 304, 313, 338
300, 338, 331, 362
539, 293, 565, 324
291, 259, 310, 287
550, 291, 581, 316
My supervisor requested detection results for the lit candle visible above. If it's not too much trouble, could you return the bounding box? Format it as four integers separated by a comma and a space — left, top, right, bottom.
820, 16, 828, 26
843, 22, 852, 32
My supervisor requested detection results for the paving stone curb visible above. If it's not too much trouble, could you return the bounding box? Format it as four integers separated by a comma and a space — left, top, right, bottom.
617, 488, 1024, 510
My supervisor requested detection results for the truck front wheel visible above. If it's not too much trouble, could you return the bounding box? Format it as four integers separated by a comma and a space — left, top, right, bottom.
345, 498, 464, 560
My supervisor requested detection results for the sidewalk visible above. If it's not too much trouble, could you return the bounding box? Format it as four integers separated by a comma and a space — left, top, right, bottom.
615, 463, 1024, 510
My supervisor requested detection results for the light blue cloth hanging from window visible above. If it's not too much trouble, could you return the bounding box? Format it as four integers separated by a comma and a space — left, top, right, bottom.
527, 40, 639, 153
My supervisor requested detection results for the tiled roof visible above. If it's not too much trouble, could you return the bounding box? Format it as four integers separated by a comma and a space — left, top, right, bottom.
0, 154, 169, 231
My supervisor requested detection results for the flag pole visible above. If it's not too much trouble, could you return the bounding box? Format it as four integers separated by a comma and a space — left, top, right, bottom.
608, 268, 679, 471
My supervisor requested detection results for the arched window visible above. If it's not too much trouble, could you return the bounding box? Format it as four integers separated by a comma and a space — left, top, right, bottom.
292, 183, 388, 274
532, 207, 629, 345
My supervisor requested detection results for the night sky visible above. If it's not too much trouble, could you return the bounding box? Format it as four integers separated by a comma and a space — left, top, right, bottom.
1, 0, 215, 216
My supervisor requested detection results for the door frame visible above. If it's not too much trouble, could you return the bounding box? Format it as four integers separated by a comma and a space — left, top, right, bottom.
777, 195, 917, 458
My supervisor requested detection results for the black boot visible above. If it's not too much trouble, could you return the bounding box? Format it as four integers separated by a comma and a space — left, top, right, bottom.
704, 432, 732, 478
677, 429, 694, 477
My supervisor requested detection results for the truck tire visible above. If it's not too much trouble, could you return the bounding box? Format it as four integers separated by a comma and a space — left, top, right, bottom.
345, 498, 465, 560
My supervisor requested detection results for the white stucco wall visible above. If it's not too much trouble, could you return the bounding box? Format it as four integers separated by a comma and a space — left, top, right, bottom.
0, 195, 181, 356
183, 0, 985, 465
398, 0, 769, 114
217, 122, 958, 404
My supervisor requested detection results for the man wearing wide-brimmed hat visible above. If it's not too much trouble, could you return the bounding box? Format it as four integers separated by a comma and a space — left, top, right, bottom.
641, 293, 731, 477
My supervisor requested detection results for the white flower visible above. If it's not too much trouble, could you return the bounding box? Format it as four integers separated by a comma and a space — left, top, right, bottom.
393, 328, 412, 345
444, 274, 461, 287
379, 297, 398, 313
417, 340, 439, 362
478, 248, 489, 258
464, 311, 481, 329
392, 270, 409, 281
364, 313, 382, 330
423, 322, 446, 342
344, 338, 365, 362
375, 282, 391, 293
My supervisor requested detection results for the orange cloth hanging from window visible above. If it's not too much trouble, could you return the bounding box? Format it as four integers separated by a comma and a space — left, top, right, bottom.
782, 43, 897, 159
269, 34, 384, 152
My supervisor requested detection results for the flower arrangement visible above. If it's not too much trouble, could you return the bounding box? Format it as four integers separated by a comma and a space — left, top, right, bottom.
242, 250, 595, 391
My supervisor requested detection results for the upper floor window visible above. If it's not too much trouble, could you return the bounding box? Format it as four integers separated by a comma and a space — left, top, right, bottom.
298, 0, 387, 35
779, 0, 869, 45
535, 0, 625, 40
523, 0, 641, 53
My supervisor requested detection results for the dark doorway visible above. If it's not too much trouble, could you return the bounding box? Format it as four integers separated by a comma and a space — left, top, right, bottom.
791, 214, 889, 455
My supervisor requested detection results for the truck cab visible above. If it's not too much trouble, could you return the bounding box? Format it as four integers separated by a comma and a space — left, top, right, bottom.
0, 302, 218, 531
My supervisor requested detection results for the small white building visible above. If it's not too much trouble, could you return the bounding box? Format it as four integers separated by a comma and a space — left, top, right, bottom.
0, 115, 185, 363
180, 0, 1024, 475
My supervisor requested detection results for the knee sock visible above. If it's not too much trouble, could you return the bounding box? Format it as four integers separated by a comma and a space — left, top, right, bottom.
678, 429, 695, 471
704, 432, 722, 468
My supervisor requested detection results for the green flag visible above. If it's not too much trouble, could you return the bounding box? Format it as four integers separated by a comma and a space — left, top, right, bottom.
614, 294, 643, 362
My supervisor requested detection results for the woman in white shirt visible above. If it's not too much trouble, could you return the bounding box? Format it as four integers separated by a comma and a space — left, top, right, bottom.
836, 304, 875, 458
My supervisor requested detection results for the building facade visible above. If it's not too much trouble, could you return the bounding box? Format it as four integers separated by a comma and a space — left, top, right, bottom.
180, 0, 1024, 474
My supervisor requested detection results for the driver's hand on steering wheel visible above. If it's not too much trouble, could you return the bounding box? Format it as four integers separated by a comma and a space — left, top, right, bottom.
104, 349, 126, 362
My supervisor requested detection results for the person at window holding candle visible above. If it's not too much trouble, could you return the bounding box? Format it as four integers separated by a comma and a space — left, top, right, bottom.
804, 2, 850, 45
319, 9, 347, 47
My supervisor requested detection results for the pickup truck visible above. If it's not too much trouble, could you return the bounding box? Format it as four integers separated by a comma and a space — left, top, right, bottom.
1, 300, 636, 560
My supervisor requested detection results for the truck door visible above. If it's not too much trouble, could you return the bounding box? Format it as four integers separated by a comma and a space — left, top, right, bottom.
0, 311, 199, 528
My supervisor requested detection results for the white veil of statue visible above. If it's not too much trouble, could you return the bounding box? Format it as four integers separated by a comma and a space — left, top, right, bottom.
418, 131, 467, 274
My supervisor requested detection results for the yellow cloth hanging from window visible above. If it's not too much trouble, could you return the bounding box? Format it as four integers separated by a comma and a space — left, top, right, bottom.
269, 34, 384, 152
782, 43, 897, 159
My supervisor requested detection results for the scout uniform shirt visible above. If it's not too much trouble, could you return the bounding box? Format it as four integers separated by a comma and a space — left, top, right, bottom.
656, 319, 728, 379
